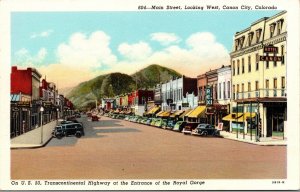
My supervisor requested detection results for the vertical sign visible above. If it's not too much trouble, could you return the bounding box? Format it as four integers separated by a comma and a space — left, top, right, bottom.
206, 86, 212, 105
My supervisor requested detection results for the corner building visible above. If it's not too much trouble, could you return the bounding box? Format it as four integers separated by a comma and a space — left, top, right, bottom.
229, 11, 287, 140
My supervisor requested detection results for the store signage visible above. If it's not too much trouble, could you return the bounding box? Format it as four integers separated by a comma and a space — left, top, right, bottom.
12, 107, 19, 112
182, 103, 189, 107
205, 86, 212, 105
42, 101, 52, 108
259, 56, 283, 62
263, 46, 278, 53
17, 101, 31, 108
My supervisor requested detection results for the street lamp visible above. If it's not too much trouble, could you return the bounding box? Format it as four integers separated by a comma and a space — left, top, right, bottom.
56, 108, 59, 124
40, 106, 44, 144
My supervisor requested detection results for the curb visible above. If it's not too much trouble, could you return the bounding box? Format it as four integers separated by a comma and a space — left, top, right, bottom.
10, 136, 53, 150
221, 135, 287, 146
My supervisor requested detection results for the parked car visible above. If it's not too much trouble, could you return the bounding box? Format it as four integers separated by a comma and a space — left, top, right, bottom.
92, 115, 99, 121
145, 118, 152, 125
192, 124, 220, 136
182, 122, 199, 134
166, 120, 176, 130
60, 120, 75, 124
154, 118, 167, 128
150, 118, 157, 126
172, 121, 187, 132
53, 123, 84, 139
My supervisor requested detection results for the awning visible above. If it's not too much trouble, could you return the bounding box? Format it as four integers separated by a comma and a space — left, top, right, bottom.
158, 111, 171, 117
11, 94, 20, 102
222, 113, 243, 122
170, 110, 184, 118
156, 111, 165, 116
179, 109, 192, 119
187, 106, 206, 118
147, 107, 160, 115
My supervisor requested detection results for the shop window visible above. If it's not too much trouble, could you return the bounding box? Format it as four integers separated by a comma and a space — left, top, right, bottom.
232, 85, 235, 100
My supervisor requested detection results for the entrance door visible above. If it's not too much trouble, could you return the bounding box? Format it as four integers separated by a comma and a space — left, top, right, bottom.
266, 109, 272, 137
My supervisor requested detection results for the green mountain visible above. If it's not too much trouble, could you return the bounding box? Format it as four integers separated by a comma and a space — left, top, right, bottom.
67, 64, 181, 110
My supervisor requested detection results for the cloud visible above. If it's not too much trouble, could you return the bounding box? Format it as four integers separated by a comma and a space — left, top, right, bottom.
118, 41, 152, 61
37, 63, 98, 89
56, 31, 117, 69
30, 30, 54, 39
14, 47, 48, 67
150, 32, 181, 46
17, 31, 229, 89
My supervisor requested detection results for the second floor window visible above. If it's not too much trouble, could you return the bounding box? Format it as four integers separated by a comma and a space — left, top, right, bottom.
256, 53, 259, 71
270, 23, 276, 38
274, 78, 277, 89
256, 29, 262, 43
248, 82, 251, 92
248, 56, 251, 72
237, 60, 240, 75
227, 81, 230, 99
266, 79, 269, 89
242, 58, 245, 73
281, 76, 285, 89
255, 81, 259, 91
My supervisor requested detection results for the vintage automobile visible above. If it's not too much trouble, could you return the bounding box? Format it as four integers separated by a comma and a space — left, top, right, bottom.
182, 122, 200, 134
191, 123, 220, 136
154, 118, 167, 128
91, 115, 99, 121
165, 120, 176, 130
53, 123, 84, 139
172, 121, 187, 132
145, 118, 152, 125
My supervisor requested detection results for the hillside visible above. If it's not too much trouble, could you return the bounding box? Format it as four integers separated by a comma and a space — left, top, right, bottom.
67, 64, 181, 110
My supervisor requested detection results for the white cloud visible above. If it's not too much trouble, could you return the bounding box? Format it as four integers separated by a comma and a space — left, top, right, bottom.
30, 30, 54, 39
57, 31, 117, 69
150, 32, 181, 46
19, 31, 229, 89
14, 47, 48, 67
118, 41, 152, 61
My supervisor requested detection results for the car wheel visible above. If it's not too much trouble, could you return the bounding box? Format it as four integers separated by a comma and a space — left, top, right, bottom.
202, 131, 208, 136
56, 134, 63, 139
75, 132, 82, 138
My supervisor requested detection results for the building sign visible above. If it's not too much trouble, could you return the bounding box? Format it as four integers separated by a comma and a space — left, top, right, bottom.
206, 106, 215, 114
182, 103, 189, 107
263, 46, 278, 53
42, 101, 52, 108
17, 101, 31, 108
259, 56, 283, 62
205, 86, 212, 105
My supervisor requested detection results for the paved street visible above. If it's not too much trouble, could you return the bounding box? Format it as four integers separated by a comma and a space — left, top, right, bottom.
11, 115, 286, 179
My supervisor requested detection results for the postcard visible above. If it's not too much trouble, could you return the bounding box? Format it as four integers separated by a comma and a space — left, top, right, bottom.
0, 0, 299, 190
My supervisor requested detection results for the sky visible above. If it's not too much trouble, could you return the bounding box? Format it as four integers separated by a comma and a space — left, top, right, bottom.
11, 11, 281, 89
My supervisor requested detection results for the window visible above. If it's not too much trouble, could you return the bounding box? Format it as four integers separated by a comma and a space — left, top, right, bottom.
266, 59, 269, 69
227, 81, 230, 99
270, 23, 276, 38
266, 79, 269, 89
248, 32, 254, 46
233, 85, 235, 99
281, 76, 285, 89
219, 83, 221, 99
232, 61, 235, 76
255, 81, 259, 91
277, 19, 283, 35
256, 29, 262, 43
281, 45, 285, 64
235, 39, 239, 51
242, 83, 244, 93
237, 60, 240, 75
256, 53, 259, 71
237, 84, 240, 93
248, 82, 251, 92
273, 78, 277, 89
240, 36, 245, 49
242, 58, 245, 73
223, 82, 225, 100
248, 56, 251, 72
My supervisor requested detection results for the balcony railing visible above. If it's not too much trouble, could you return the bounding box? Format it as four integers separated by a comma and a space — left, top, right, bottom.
236, 89, 286, 100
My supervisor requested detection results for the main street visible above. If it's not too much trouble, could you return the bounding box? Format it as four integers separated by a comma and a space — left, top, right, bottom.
11, 115, 286, 179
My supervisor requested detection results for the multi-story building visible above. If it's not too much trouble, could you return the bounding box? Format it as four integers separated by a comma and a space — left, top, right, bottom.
132, 90, 154, 116
228, 11, 287, 139
161, 76, 197, 111
197, 74, 207, 105
10, 66, 42, 137
153, 83, 162, 106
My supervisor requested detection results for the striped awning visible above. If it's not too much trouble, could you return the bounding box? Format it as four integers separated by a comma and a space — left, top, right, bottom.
11, 94, 20, 102
187, 106, 206, 118
222, 113, 244, 122
158, 111, 171, 117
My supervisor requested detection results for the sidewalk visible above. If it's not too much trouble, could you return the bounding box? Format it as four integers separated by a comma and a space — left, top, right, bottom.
11, 120, 57, 149
220, 131, 287, 146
